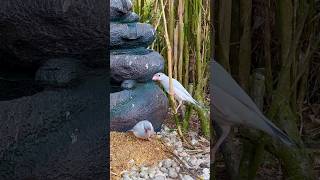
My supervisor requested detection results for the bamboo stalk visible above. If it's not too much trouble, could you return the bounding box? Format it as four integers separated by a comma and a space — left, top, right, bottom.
178, 0, 184, 83
160, 0, 176, 108
195, 10, 202, 100
168, 0, 175, 47
174, 25, 178, 79
140, 0, 145, 22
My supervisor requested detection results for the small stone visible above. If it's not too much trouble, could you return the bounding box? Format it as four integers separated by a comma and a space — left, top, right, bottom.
160, 167, 168, 173
148, 167, 156, 178
140, 171, 148, 179
153, 175, 166, 180
175, 141, 182, 148
191, 138, 198, 145
122, 173, 130, 180
189, 157, 197, 166
163, 159, 172, 168
197, 159, 204, 166
163, 137, 170, 143
168, 168, 178, 178
182, 175, 194, 180
202, 168, 210, 180
173, 150, 179, 155
131, 166, 138, 171
179, 152, 188, 157
176, 147, 183, 152
184, 156, 190, 161
140, 166, 148, 172
149, 172, 155, 178
171, 161, 177, 168
175, 166, 180, 172
122, 176, 130, 180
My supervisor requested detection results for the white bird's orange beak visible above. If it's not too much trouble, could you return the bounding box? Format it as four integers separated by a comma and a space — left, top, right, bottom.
152, 75, 159, 81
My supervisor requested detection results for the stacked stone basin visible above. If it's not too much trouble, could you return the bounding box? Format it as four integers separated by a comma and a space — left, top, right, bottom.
110, 0, 168, 131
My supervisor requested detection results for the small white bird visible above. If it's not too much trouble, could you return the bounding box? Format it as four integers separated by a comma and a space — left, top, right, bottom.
128, 120, 155, 140
152, 72, 203, 113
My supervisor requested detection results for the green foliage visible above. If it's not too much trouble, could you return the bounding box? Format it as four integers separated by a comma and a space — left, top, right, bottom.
133, 0, 211, 137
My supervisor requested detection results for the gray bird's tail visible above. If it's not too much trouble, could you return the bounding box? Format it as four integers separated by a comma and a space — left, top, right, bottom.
263, 119, 297, 147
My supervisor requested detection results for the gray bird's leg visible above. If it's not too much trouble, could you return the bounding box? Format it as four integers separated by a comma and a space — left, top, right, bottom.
211, 124, 231, 162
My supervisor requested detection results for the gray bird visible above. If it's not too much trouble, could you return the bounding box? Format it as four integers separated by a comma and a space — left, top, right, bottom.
152, 72, 203, 112
211, 60, 295, 160
128, 120, 155, 140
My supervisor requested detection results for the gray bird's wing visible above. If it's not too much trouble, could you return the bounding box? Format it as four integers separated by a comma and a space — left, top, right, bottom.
213, 85, 268, 129
211, 60, 295, 146
212, 60, 263, 116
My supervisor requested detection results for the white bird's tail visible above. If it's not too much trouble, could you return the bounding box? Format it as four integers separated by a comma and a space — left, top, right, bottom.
191, 98, 208, 111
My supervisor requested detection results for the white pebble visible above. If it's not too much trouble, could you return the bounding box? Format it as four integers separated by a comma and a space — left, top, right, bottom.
153, 175, 166, 180
182, 174, 194, 180
168, 168, 178, 178
202, 168, 210, 180
160, 167, 168, 174
189, 157, 197, 166
191, 139, 198, 145
179, 152, 188, 157
173, 150, 179, 155
171, 161, 177, 168
175, 141, 182, 148
139, 171, 147, 178
163, 159, 172, 168
140, 166, 148, 172
176, 147, 183, 152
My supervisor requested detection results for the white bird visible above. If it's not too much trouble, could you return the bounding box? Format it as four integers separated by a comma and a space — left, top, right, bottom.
128, 120, 155, 140
152, 72, 203, 112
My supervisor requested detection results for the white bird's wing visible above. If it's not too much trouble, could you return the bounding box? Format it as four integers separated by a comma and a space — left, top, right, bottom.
172, 79, 201, 106
172, 79, 192, 98
160, 74, 203, 108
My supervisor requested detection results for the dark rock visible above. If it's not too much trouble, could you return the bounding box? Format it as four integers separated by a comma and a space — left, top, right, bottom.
110, 82, 168, 131
117, 12, 140, 23
110, 0, 133, 21
121, 80, 137, 89
35, 58, 83, 87
0, 79, 43, 101
0, 0, 107, 68
111, 50, 164, 82
110, 23, 156, 49
0, 70, 107, 179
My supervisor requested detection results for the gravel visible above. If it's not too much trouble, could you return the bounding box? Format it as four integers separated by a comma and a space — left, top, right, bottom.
119, 125, 210, 180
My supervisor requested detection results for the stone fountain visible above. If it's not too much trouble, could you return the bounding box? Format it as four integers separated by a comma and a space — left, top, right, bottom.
0, 1, 107, 179
110, 0, 168, 131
